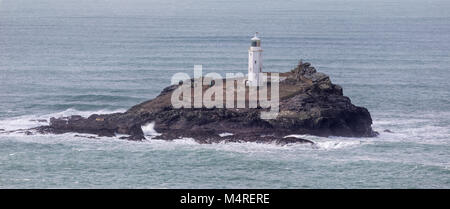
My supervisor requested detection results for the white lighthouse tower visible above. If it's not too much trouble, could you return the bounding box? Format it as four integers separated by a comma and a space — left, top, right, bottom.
248, 32, 263, 86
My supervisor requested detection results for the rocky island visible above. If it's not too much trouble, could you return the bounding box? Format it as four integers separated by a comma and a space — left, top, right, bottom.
31, 60, 378, 145
29, 61, 378, 144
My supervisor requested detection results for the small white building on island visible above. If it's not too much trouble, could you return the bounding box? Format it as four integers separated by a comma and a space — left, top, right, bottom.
247, 32, 263, 86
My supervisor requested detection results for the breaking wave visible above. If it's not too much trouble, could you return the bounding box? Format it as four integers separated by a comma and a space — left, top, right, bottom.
0, 108, 126, 131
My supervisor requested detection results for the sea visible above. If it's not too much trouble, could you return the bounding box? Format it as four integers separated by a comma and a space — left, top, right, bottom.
0, 0, 449, 188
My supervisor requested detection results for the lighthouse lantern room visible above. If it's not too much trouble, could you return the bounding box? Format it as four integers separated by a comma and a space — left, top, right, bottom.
248, 32, 263, 86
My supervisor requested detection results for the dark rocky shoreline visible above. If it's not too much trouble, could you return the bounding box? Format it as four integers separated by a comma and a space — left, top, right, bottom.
32, 61, 378, 145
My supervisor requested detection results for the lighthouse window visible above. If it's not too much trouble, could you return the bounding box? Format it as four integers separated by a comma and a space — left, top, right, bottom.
255, 60, 257, 64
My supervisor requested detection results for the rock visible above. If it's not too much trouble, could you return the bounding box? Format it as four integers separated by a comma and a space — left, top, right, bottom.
33, 61, 378, 144
383, 129, 394, 133
0, 129, 5, 131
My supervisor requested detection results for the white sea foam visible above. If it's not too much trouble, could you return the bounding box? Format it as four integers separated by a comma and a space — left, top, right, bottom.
314, 140, 364, 150
0, 108, 126, 131
285, 134, 369, 150
47, 108, 127, 118
141, 122, 162, 139
0, 115, 48, 131
1, 109, 449, 156
218, 132, 233, 137
371, 113, 450, 145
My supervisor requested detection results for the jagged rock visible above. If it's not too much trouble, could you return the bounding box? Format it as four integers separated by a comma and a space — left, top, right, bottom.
33, 61, 378, 144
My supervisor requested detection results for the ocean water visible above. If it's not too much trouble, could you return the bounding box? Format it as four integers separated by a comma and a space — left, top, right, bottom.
0, 0, 449, 188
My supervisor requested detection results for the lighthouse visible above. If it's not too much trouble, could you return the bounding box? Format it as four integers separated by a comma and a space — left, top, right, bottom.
248, 32, 263, 86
